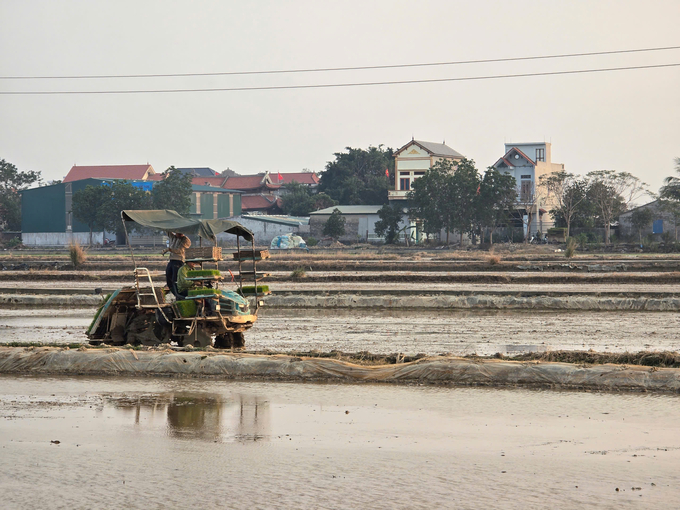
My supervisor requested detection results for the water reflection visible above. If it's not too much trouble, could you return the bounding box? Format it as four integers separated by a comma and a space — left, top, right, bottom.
106, 392, 270, 443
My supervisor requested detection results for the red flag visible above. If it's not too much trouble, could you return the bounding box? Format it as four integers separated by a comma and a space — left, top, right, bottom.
385, 168, 389, 177
476, 185, 481, 195
277, 171, 283, 182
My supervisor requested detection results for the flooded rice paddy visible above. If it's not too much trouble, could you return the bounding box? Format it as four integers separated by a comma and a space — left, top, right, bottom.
1, 376, 678, 509
1, 307, 679, 356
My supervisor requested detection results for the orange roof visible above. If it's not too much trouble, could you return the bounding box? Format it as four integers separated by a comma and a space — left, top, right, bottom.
241, 194, 283, 212
270, 172, 319, 185
223, 175, 267, 190
146, 173, 164, 181
63, 164, 155, 183
192, 176, 227, 187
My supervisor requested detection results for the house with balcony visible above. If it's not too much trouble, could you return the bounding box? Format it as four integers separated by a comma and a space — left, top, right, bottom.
492, 142, 564, 236
388, 139, 465, 202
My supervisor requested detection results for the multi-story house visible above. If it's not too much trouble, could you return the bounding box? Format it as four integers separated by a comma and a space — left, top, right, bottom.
388, 139, 465, 202
492, 142, 565, 236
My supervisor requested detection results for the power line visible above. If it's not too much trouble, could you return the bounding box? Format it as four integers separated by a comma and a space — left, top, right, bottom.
0, 63, 677, 95
1, 45, 679, 80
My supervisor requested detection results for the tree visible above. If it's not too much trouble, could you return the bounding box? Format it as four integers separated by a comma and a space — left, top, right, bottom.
281, 180, 337, 216
152, 166, 193, 215
586, 170, 649, 244
374, 203, 404, 244
0, 159, 42, 231
99, 181, 152, 238
517, 176, 547, 243
540, 171, 588, 239
659, 157, 680, 201
323, 208, 346, 240
408, 160, 451, 240
319, 146, 394, 205
72, 185, 109, 246
448, 159, 481, 243
658, 199, 680, 240
631, 208, 654, 245
476, 167, 517, 244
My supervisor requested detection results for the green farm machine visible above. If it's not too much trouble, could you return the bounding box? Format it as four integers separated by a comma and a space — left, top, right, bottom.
87, 210, 270, 349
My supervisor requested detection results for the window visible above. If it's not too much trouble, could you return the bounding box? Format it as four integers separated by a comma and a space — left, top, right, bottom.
653, 219, 663, 234
400, 178, 410, 191
414, 171, 426, 176
536, 148, 545, 162
521, 174, 531, 179
520, 180, 532, 201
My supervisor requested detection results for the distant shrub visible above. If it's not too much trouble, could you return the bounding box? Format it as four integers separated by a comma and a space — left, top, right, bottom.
68, 241, 87, 268
306, 237, 318, 247
291, 267, 307, 279
565, 237, 578, 258
486, 254, 501, 265
7, 237, 22, 249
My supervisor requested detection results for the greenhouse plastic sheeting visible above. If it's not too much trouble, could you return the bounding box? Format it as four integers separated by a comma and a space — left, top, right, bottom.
0, 348, 678, 393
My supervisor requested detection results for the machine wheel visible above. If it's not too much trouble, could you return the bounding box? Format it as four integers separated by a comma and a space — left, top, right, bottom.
214, 332, 245, 349
232, 332, 245, 349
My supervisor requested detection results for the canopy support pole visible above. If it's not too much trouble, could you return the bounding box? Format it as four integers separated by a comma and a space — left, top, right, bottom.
121, 213, 137, 269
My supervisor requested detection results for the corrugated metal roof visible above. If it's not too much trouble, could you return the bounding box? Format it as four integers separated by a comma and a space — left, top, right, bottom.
191, 185, 242, 193
241, 215, 305, 226
310, 205, 383, 215
414, 140, 464, 158
176, 167, 218, 177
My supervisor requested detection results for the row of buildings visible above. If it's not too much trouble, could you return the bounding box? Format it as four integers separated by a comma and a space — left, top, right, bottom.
21, 138, 615, 246
20, 165, 318, 245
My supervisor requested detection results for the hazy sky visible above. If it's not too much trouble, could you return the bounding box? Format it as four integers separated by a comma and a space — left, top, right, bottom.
1, 0, 678, 198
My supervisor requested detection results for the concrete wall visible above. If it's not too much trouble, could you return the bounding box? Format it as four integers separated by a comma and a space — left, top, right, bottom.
22, 232, 99, 246
309, 213, 382, 242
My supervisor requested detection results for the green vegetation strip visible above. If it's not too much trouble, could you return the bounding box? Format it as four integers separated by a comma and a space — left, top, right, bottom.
240, 285, 269, 295
188, 288, 221, 296
186, 269, 221, 278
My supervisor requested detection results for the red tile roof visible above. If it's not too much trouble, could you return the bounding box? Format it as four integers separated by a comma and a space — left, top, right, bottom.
241, 194, 283, 212
223, 175, 267, 191
269, 172, 319, 185
192, 176, 227, 187
63, 164, 155, 183
223, 174, 281, 192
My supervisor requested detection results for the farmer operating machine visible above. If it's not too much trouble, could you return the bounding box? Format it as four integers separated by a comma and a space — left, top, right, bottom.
87, 210, 270, 349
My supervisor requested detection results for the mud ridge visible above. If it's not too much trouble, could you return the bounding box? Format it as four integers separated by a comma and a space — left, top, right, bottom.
0, 347, 678, 393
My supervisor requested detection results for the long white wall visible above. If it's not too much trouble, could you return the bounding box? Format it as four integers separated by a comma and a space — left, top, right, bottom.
22, 232, 102, 246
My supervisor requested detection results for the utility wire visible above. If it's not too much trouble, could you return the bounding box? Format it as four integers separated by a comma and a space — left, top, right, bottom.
1, 45, 679, 80
0, 63, 677, 95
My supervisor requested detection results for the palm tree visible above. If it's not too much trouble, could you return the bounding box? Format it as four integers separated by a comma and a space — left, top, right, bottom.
659, 157, 680, 200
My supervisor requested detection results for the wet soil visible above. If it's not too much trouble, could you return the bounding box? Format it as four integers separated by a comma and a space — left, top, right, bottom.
1, 376, 678, 509
2, 307, 679, 358
4, 269, 680, 285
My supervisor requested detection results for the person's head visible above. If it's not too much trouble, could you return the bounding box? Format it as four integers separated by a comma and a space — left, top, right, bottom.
186, 261, 198, 269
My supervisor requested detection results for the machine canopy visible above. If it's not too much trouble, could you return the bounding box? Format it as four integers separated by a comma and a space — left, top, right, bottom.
121, 210, 253, 242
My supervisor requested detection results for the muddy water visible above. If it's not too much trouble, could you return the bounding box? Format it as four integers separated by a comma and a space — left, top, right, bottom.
0, 376, 678, 509
2, 307, 679, 356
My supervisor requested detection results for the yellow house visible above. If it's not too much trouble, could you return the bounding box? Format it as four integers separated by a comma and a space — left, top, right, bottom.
388, 139, 464, 201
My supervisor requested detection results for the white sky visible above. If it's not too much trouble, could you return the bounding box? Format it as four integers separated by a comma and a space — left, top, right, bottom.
1, 0, 679, 197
